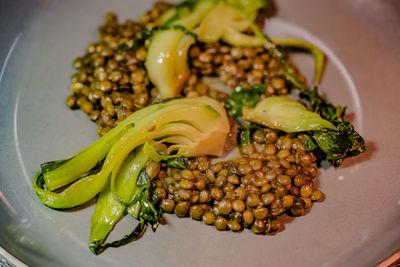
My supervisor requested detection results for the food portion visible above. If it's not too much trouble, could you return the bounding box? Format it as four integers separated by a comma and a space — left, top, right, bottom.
35, 0, 366, 254
34, 96, 229, 254
145, 28, 196, 98
243, 96, 337, 132
154, 130, 322, 233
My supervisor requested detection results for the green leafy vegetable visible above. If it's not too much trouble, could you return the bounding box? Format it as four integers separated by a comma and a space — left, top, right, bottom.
299, 134, 318, 152
145, 26, 196, 98
89, 179, 127, 254
166, 157, 187, 169
272, 37, 325, 85
131, 170, 162, 227
196, 2, 237, 43
308, 122, 366, 166
221, 6, 366, 165
223, 84, 266, 117
224, 85, 365, 166
158, 151, 187, 169
33, 97, 230, 254
300, 86, 347, 122
89, 219, 146, 255
241, 96, 363, 166
90, 165, 162, 255
299, 88, 365, 165
243, 96, 337, 132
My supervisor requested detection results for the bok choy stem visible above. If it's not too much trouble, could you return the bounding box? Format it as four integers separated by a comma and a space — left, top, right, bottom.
33, 97, 229, 253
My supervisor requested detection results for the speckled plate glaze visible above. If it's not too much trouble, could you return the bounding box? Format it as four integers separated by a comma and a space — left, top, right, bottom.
1, 0, 399, 266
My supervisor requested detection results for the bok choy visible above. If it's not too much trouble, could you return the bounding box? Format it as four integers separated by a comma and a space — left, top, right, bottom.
33, 96, 229, 253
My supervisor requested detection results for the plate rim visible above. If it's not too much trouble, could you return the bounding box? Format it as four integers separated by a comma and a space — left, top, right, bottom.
0, 0, 399, 266
0, 246, 28, 267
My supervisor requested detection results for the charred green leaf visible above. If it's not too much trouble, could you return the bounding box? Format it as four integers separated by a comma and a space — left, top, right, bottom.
300, 134, 318, 152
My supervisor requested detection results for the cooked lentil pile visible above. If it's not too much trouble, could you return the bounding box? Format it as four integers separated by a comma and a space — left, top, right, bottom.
66, 2, 171, 136
65, 2, 322, 235
151, 130, 322, 233
188, 42, 292, 95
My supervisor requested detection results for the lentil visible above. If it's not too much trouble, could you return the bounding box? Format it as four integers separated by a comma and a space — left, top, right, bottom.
152, 125, 319, 233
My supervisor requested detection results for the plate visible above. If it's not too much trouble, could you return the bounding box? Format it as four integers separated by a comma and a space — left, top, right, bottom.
1, 0, 399, 266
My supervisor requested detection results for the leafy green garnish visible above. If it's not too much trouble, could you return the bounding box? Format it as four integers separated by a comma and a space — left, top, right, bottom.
223, 84, 266, 117
90, 169, 162, 255
236, 119, 264, 147
166, 157, 187, 169
157, 151, 187, 169
308, 122, 365, 166
297, 87, 365, 166
224, 84, 365, 166
133, 170, 163, 226
300, 134, 318, 152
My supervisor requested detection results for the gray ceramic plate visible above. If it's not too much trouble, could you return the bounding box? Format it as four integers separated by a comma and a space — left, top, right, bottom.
1, 0, 399, 266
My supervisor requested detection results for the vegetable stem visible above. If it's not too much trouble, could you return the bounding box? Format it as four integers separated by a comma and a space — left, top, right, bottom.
271, 37, 325, 85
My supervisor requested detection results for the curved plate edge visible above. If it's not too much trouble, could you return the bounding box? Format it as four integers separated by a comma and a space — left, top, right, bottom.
0, 246, 28, 267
